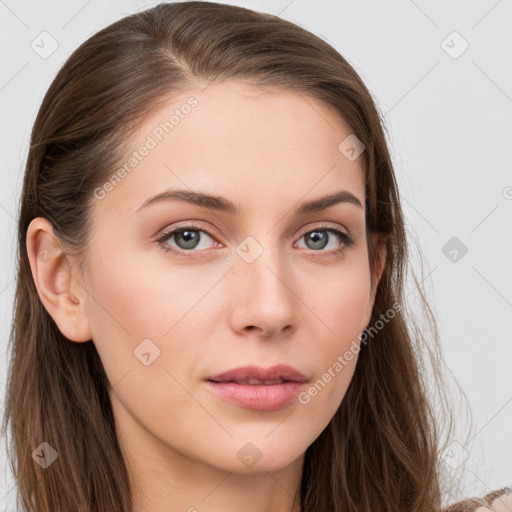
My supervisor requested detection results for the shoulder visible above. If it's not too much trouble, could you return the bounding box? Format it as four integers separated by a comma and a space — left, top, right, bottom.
441, 487, 512, 512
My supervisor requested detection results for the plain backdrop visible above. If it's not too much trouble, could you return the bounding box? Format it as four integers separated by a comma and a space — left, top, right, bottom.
0, 0, 511, 508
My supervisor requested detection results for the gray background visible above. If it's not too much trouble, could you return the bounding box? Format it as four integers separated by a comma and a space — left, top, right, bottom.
1, 0, 511, 508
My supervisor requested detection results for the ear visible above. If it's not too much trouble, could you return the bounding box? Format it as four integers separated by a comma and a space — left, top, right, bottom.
26, 217, 92, 343
364, 234, 387, 328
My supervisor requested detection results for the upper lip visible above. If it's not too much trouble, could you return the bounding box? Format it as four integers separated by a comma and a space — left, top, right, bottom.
205, 364, 308, 384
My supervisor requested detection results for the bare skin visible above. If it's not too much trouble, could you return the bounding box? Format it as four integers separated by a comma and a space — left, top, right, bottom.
26, 81, 386, 512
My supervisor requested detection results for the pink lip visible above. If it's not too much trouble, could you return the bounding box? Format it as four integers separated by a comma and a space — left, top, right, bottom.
204, 364, 308, 412
206, 364, 308, 383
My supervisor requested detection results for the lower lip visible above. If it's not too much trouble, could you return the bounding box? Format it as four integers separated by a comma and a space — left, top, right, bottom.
204, 380, 307, 411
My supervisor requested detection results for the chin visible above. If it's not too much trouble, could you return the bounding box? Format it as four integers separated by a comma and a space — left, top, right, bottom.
204, 435, 308, 475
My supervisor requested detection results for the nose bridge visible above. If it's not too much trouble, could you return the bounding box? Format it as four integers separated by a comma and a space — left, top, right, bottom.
237, 233, 290, 295
231, 233, 297, 333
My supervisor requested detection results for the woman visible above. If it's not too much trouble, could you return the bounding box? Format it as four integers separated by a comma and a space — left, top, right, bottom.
2, 2, 509, 511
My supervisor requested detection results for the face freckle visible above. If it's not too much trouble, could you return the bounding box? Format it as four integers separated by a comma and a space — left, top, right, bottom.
82, 80, 376, 480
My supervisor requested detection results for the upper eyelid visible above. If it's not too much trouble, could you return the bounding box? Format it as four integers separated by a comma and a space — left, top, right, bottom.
297, 222, 349, 236
157, 221, 219, 241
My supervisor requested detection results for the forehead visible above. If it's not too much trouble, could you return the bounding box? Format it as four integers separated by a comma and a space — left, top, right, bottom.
93, 81, 365, 218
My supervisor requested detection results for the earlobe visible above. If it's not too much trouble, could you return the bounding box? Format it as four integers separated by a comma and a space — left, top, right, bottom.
26, 217, 92, 343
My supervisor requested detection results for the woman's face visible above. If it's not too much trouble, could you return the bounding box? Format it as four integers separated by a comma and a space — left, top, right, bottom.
79, 81, 382, 474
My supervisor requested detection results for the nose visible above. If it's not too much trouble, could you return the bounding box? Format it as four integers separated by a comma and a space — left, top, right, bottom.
229, 243, 297, 339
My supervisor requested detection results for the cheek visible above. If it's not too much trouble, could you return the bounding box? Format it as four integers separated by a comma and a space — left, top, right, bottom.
84, 249, 207, 431
83, 241, 180, 379
85, 238, 209, 339
83, 238, 227, 396
296, 262, 371, 418
306, 258, 372, 344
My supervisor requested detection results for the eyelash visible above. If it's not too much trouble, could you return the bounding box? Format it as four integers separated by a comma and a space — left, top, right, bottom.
155, 222, 354, 257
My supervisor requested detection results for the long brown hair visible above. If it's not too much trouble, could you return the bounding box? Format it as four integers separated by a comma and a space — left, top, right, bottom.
2, 2, 460, 510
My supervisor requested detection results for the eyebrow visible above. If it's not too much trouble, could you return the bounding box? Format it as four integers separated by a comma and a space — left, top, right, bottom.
135, 189, 364, 215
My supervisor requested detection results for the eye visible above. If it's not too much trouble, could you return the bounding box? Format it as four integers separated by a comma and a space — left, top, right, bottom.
156, 222, 354, 256
156, 224, 219, 255
295, 224, 354, 254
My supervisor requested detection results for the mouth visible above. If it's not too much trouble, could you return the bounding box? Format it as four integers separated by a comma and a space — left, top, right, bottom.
208, 378, 289, 385
204, 364, 308, 411
205, 364, 308, 384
